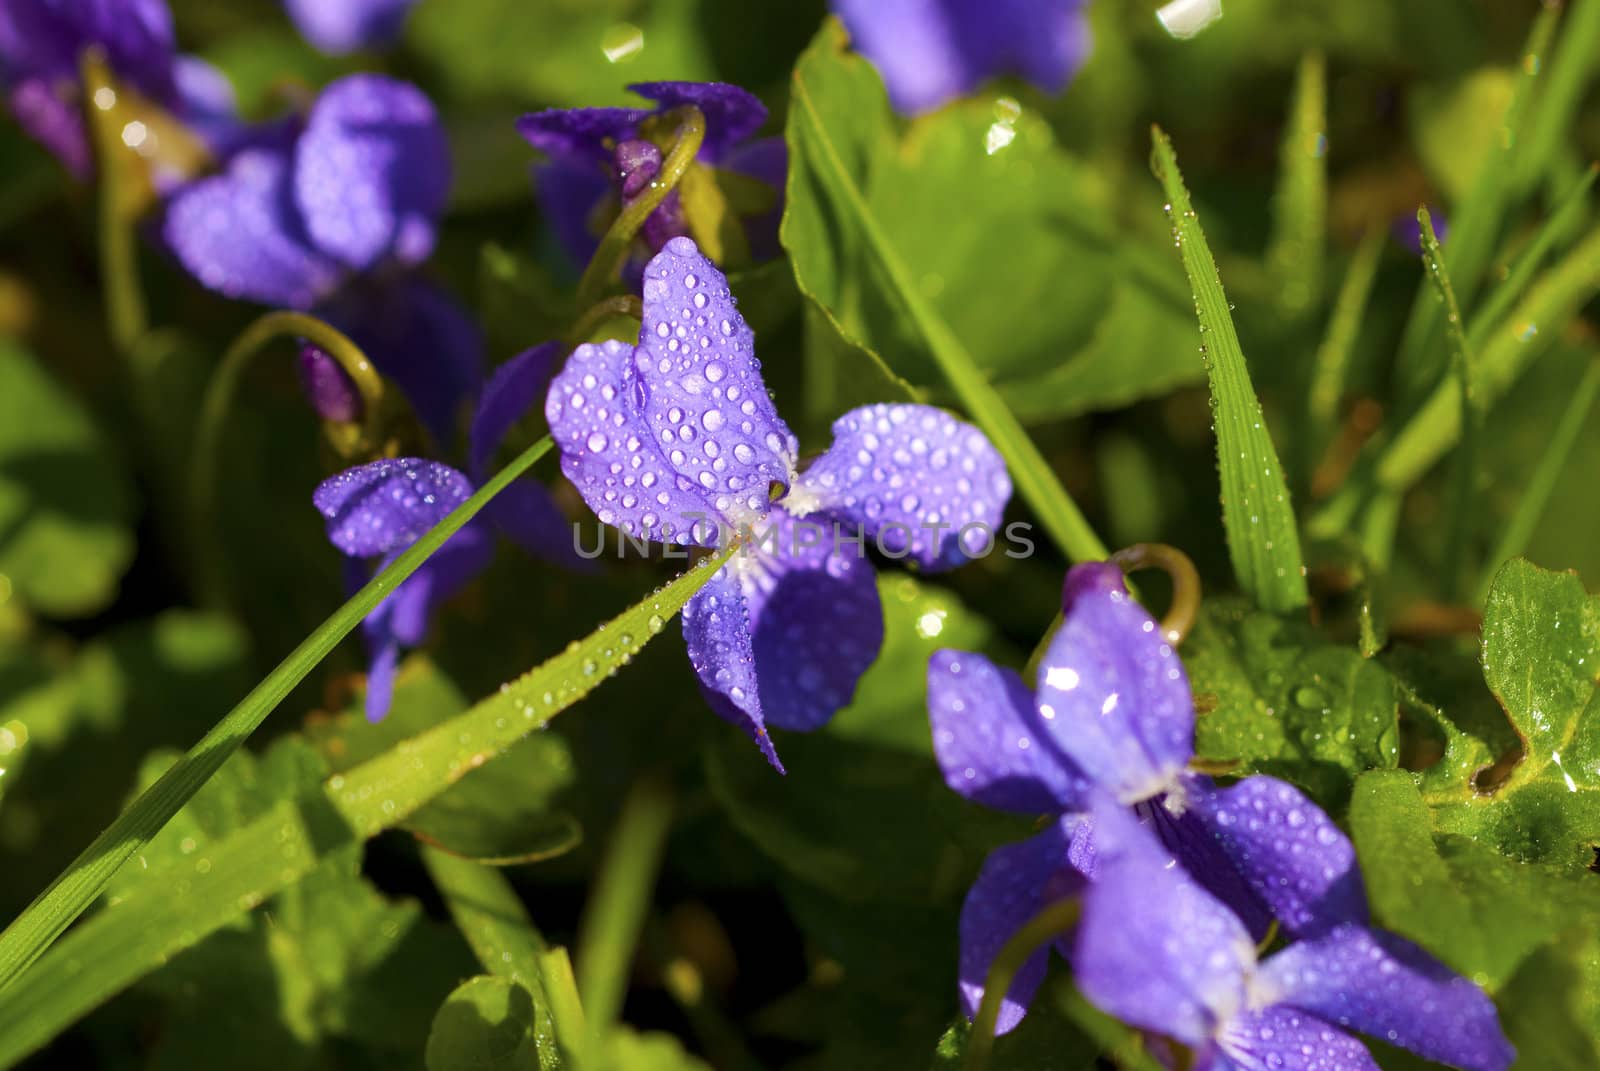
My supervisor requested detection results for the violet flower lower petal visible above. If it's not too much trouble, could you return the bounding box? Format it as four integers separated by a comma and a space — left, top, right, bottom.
795, 402, 1010, 571
1214, 1006, 1380, 1071
1136, 791, 1274, 942
313, 457, 473, 558
682, 568, 781, 770
927, 648, 1088, 813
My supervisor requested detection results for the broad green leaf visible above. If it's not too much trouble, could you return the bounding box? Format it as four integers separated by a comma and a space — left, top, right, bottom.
0, 339, 134, 617
705, 575, 1026, 903
0, 438, 552, 997
426, 976, 545, 1071
1186, 598, 1400, 806
1407, 68, 1516, 205
1150, 128, 1308, 614
784, 20, 1199, 425
1420, 560, 1600, 870
594, 1028, 711, 1071
1496, 936, 1600, 1069
0, 544, 733, 1067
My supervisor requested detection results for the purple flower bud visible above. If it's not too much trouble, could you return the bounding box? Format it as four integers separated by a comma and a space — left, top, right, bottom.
613, 137, 662, 199
296, 341, 363, 423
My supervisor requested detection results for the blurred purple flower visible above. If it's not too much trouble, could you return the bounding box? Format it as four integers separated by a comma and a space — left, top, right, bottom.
929, 562, 1375, 1031
517, 81, 785, 274
545, 237, 1011, 769
283, 0, 418, 54
831, 0, 1092, 116
163, 73, 479, 443
0, 0, 238, 177
1073, 799, 1513, 1071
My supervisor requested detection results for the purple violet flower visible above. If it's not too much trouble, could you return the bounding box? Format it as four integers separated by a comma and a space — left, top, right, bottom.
162, 73, 479, 443
0, 0, 238, 178
1072, 798, 1513, 1071
282, 0, 418, 55
545, 237, 1011, 769
517, 81, 786, 275
830, 0, 1093, 117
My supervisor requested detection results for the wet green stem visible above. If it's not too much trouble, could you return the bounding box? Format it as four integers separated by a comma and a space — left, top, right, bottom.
965, 897, 1081, 1071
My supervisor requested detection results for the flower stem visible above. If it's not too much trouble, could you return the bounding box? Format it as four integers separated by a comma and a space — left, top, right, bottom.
964, 897, 1081, 1071
1111, 542, 1202, 646
574, 106, 706, 311
564, 294, 645, 349
80, 50, 147, 357
189, 311, 386, 608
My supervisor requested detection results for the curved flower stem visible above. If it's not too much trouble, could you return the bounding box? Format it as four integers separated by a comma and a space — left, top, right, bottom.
189, 311, 386, 608
574, 106, 706, 311
1111, 542, 1202, 646
564, 294, 645, 349
80, 50, 147, 357
964, 897, 1081, 1071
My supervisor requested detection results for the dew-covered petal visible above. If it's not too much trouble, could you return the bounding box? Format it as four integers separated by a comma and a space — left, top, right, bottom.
1188, 775, 1368, 939
162, 142, 343, 308
546, 337, 724, 546
317, 275, 484, 447
627, 81, 767, 160
294, 74, 449, 271
795, 403, 1010, 571
284, 0, 417, 53
516, 106, 650, 164
1136, 789, 1273, 942
1073, 799, 1254, 1047
682, 569, 781, 770
1031, 562, 1193, 803
1259, 925, 1514, 1071
959, 816, 1083, 1034
1215, 1006, 1378, 1071
314, 457, 473, 558
471, 341, 562, 479
737, 511, 882, 732
927, 649, 1085, 813
633, 238, 797, 519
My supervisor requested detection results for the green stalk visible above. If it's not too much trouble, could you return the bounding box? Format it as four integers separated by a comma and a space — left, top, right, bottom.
964, 898, 1081, 1071
0, 437, 553, 995
80, 51, 147, 357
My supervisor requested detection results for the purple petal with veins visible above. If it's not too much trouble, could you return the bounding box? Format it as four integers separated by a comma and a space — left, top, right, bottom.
1214, 1006, 1380, 1071
313, 457, 473, 558
627, 81, 767, 160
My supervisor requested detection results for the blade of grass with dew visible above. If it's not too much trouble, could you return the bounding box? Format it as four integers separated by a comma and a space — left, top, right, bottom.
1390, 7, 1560, 411
788, 47, 1107, 564
422, 847, 570, 1066
1475, 361, 1600, 603
1267, 51, 1328, 322
1150, 127, 1308, 613
0, 436, 555, 997
1417, 208, 1480, 600
576, 779, 674, 1061
1511, 0, 1600, 196
1305, 228, 1385, 477
0, 545, 734, 1068
1467, 164, 1599, 351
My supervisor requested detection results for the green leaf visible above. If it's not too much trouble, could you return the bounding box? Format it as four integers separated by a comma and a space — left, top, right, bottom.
0, 339, 134, 617
1149, 128, 1308, 613
0, 544, 734, 1067
1421, 559, 1600, 869
426, 976, 546, 1071
783, 19, 1116, 563
706, 575, 1026, 904
594, 1028, 711, 1071
1510, 0, 1600, 194
0, 437, 552, 997
1186, 598, 1400, 806
1266, 51, 1327, 320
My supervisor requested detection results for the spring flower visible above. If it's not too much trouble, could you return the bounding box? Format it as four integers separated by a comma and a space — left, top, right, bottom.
1073, 798, 1513, 1071
283, 0, 418, 54
930, 562, 1374, 1029
517, 81, 786, 276
0, 0, 237, 178
830, 0, 1092, 116
163, 73, 479, 443
545, 237, 1011, 769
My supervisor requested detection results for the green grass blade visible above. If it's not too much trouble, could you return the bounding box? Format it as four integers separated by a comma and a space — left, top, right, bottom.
1467, 164, 1598, 351
1267, 51, 1328, 321
788, 58, 1108, 564
0, 544, 733, 1068
1417, 208, 1480, 599
1305, 228, 1385, 474
575, 779, 674, 1058
0, 436, 554, 996
1475, 360, 1600, 603
1390, 7, 1560, 410
1150, 126, 1309, 613
1511, 0, 1600, 195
